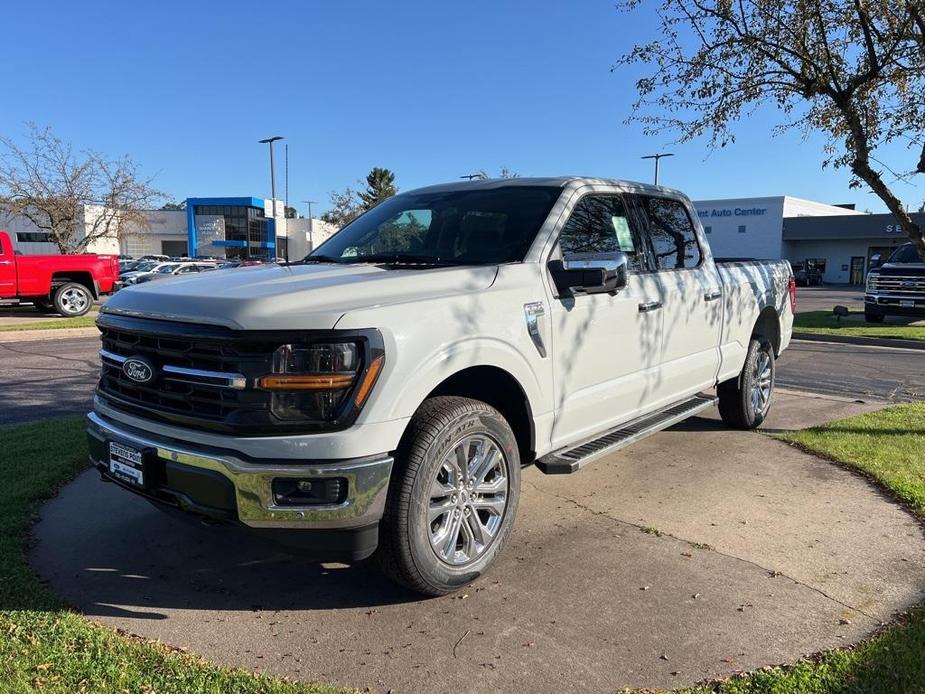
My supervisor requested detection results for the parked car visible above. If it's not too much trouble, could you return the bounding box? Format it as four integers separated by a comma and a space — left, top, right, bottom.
131, 262, 217, 284
119, 261, 171, 285
137, 254, 170, 262
87, 177, 795, 595
792, 263, 823, 287
865, 242, 925, 322
0, 230, 120, 317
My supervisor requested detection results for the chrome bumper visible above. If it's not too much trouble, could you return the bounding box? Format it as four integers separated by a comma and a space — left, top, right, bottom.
86, 411, 393, 530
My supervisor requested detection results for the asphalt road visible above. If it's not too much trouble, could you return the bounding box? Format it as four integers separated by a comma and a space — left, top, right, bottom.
1, 335, 921, 426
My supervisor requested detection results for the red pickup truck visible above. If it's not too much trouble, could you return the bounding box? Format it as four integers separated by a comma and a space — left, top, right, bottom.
0, 230, 121, 317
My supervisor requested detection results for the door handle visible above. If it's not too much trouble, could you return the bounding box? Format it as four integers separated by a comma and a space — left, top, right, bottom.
638, 300, 662, 312
704, 290, 722, 301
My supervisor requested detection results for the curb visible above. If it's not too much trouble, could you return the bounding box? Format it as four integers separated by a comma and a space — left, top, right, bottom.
792, 331, 925, 351
0, 327, 99, 343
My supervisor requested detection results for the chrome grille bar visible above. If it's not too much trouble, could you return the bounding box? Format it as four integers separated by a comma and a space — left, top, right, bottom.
99, 350, 247, 390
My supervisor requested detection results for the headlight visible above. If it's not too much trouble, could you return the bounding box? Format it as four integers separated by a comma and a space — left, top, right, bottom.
257, 342, 384, 422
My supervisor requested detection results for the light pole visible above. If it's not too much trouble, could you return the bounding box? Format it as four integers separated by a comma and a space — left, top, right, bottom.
258, 136, 284, 218
641, 152, 674, 186
302, 200, 318, 250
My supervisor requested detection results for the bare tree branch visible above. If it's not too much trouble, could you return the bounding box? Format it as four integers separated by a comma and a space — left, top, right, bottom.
0, 124, 164, 254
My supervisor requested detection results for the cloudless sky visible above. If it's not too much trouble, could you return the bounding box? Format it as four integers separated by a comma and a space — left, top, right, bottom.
2, 1, 921, 214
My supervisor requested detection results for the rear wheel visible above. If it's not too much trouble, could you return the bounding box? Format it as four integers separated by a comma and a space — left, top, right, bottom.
53, 283, 93, 317
375, 396, 521, 596
864, 311, 884, 323
718, 337, 775, 429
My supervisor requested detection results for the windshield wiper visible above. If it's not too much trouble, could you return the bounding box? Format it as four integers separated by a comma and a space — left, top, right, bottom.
299, 255, 344, 264
343, 254, 463, 266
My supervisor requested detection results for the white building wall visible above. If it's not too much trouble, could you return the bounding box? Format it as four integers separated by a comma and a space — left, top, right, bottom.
782, 197, 864, 218
692, 196, 786, 259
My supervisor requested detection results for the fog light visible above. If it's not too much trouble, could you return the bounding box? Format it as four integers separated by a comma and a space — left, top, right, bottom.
272, 477, 347, 506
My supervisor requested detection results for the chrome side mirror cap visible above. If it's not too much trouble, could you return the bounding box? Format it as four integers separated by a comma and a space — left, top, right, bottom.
549, 251, 629, 295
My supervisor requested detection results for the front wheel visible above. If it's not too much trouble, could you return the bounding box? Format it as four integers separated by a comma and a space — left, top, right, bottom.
53, 282, 93, 317
375, 396, 521, 596
718, 337, 775, 429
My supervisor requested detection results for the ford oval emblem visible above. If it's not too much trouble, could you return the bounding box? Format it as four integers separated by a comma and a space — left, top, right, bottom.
123, 357, 154, 384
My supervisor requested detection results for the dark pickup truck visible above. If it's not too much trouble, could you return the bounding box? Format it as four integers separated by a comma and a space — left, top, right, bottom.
865, 243, 925, 322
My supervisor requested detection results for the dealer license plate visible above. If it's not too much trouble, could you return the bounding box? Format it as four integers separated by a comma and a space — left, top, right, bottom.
109, 441, 145, 488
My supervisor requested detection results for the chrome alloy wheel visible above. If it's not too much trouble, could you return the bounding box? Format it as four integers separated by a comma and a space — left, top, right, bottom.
750, 350, 773, 415
427, 434, 509, 567
60, 287, 89, 314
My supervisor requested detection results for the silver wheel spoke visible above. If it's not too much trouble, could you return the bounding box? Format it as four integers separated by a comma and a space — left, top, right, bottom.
469, 443, 499, 487
428, 498, 455, 524
471, 495, 506, 516
473, 476, 505, 495
440, 512, 464, 559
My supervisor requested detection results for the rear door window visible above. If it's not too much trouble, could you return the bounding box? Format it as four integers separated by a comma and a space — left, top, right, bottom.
635, 196, 702, 270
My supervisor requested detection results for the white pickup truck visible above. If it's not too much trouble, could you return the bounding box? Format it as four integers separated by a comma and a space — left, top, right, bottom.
87, 177, 794, 595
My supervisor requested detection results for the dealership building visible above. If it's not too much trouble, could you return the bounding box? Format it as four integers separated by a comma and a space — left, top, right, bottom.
692, 196, 921, 284
4, 196, 337, 261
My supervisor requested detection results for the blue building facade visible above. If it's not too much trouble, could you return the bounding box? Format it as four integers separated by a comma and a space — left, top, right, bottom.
185, 197, 277, 259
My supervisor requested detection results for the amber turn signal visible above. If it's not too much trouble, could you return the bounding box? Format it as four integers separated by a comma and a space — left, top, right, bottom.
257, 373, 356, 390
354, 355, 384, 406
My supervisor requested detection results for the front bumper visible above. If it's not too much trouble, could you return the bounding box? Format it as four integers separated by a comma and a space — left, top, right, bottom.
87, 411, 394, 555
864, 293, 925, 317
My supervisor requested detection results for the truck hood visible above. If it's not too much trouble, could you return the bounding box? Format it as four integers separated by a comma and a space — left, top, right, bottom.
102, 262, 499, 330
878, 262, 925, 275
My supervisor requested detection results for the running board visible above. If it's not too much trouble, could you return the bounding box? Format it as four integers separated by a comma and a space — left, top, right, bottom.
535, 394, 718, 474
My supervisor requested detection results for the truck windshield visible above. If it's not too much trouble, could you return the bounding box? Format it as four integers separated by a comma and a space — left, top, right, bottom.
887, 244, 921, 263
305, 186, 561, 265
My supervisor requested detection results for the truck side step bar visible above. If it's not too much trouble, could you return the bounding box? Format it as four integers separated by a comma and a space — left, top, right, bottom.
535, 394, 718, 474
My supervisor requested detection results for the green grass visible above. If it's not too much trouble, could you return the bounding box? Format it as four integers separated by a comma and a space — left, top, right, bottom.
3, 412, 925, 693
0, 315, 98, 332
794, 310, 925, 342
0, 417, 346, 694
684, 403, 925, 693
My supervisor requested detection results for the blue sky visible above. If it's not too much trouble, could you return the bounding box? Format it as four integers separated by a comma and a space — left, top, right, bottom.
2, 1, 921, 214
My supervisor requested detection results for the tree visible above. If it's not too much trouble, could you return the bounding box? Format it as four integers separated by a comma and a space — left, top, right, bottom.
285, 205, 298, 218
321, 186, 364, 227
321, 167, 399, 228
161, 201, 186, 211
474, 166, 520, 180
0, 124, 164, 253
616, 0, 925, 260
359, 167, 398, 209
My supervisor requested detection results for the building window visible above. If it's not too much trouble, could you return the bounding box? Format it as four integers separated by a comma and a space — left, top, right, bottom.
704, 226, 712, 234
16, 232, 52, 243
738, 225, 746, 234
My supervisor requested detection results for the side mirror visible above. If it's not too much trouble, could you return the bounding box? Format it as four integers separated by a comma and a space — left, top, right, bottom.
548, 252, 628, 295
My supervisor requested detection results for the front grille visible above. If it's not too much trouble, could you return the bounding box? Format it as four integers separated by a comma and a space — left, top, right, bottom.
97, 317, 279, 431
868, 274, 925, 295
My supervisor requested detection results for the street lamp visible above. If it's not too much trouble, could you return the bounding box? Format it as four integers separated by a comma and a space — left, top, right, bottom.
301, 199, 318, 250
258, 136, 284, 218
641, 152, 674, 185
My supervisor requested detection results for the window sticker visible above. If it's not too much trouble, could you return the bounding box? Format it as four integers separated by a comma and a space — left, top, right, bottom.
611, 216, 635, 252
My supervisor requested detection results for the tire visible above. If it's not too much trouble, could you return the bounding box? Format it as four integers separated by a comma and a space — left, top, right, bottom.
32, 298, 56, 313
864, 311, 884, 323
375, 396, 521, 596
718, 336, 775, 429
52, 282, 93, 317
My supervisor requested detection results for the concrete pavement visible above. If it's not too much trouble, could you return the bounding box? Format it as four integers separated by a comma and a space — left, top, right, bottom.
30, 392, 925, 693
